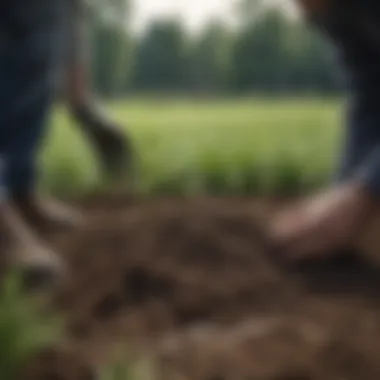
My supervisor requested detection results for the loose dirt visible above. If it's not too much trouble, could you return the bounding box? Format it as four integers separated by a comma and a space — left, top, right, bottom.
17, 196, 380, 380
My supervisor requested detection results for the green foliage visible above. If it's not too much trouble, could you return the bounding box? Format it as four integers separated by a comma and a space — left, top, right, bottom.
236, 0, 265, 27
232, 7, 289, 92
89, 0, 132, 96
100, 353, 158, 380
91, 23, 133, 96
87, 0, 341, 96
189, 20, 233, 93
0, 274, 62, 379
101, 362, 133, 380
89, 0, 130, 25
132, 20, 189, 91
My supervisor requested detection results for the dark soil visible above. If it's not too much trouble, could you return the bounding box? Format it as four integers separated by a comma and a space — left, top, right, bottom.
18, 196, 380, 380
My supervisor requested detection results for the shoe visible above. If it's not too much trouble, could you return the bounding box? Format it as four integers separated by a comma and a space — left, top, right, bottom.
11, 193, 82, 234
0, 204, 65, 293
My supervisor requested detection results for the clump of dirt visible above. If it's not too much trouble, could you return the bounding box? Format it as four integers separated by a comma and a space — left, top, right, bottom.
10, 196, 380, 379
54, 198, 297, 337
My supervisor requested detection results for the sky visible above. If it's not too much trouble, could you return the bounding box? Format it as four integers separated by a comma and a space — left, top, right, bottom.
131, 0, 295, 33
131, 0, 237, 33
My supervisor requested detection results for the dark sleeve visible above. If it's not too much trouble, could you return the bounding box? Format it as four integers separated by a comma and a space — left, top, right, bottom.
347, 1, 380, 196
356, 148, 380, 196
363, 0, 380, 16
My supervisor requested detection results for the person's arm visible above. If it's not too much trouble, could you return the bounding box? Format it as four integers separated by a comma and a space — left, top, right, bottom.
350, 2, 380, 196
64, 0, 134, 179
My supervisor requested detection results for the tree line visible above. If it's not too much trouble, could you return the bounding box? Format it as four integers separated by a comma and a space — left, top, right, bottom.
89, 0, 343, 97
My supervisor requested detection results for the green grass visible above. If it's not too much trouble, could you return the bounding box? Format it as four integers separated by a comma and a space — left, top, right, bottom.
0, 273, 146, 380
41, 97, 344, 197
0, 274, 62, 379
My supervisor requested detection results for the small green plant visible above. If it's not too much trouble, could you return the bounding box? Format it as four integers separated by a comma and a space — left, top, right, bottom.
100, 354, 159, 380
0, 273, 62, 379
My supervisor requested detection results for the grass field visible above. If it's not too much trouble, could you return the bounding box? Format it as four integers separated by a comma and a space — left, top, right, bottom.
42, 97, 344, 197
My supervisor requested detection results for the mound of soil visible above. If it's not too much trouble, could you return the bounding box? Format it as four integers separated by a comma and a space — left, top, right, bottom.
16, 197, 380, 379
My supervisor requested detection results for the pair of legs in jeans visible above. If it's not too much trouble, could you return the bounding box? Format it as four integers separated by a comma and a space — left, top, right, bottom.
0, 0, 131, 290
0, 1, 75, 289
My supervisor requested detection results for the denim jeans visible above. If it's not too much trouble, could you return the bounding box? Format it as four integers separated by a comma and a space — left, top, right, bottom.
335, 93, 380, 197
0, 0, 67, 200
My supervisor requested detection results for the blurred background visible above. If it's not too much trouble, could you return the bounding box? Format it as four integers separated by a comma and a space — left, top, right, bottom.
45, 0, 344, 198
91, 0, 339, 97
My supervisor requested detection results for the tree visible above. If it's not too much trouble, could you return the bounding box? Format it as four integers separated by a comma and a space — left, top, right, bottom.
132, 19, 188, 91
88, 0, 130, 25
235, 0, 265, 27
230, 0, 341, 93
88, 0, 133, 96
282, 19, 341, 92
231, 7, 291, 92
189, 20, 233, 93
86, 0, 342, 97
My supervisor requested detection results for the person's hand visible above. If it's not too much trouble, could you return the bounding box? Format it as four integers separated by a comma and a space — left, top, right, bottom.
70, 100, 135, 182
64, 57, 136, 183
269, 182, 377, 261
